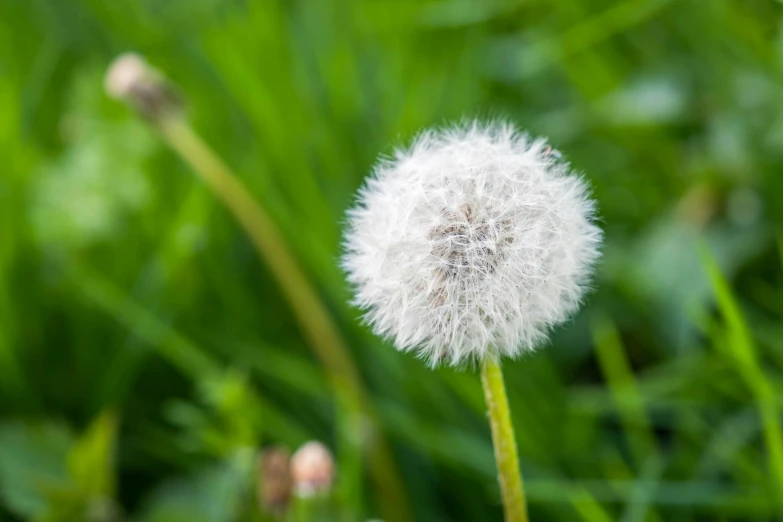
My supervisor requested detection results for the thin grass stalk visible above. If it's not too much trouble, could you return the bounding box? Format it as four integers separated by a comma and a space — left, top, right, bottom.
570, 487, 613, 522
701, 246, 783, 504
591, 316, 656, 466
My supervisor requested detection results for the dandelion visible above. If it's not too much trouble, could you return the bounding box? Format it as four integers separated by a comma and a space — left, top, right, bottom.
105, 53, 181, 122
258, 446, 292, 514
290, 441, 336, 498
343, 121, 601, 367
342, 121, 602, 521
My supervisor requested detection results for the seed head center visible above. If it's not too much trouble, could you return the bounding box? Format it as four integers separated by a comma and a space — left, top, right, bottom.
428, 202, 514, 281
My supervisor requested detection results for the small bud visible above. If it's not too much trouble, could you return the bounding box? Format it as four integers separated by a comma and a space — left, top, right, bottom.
290, 441, 335, 498
104, 53, 148, 100
258, 446, 292, 514
104, 53, 182, 123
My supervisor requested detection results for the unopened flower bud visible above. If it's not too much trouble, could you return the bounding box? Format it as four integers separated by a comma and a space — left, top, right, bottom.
290, 441, 335, 498
105, 53, 182, 123
258, 446, 292, 513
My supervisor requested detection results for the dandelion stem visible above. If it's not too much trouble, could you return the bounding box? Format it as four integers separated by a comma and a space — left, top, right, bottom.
154, 116, 410, 522
481, 359, 529, 522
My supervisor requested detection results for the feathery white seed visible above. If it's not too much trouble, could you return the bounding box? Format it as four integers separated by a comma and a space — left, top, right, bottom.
342, 121, 602, 367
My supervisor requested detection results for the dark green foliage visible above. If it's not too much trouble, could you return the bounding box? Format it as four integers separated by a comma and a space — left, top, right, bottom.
1, 0, 783, 520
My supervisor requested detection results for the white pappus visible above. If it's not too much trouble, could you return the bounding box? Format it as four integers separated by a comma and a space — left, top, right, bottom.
342, 121, 602, 367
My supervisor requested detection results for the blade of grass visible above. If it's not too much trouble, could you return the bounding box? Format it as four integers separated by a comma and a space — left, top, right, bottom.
74, 265, 217, 381
516, 0, 673, 79
71, 266, 309, 443
591, 316, 657, 468
621, 452, 664, 522
570, 486, 614, 522
777, 234, 783, 273
0, 76, 29, 405
701, 245, 783, 503
525, 479, 772, 511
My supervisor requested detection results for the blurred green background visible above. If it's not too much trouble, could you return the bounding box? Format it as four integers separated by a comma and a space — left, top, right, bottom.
2, 0, 783, 520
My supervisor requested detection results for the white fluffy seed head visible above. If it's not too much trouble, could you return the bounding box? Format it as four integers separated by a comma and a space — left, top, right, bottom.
342, 121, 602, 367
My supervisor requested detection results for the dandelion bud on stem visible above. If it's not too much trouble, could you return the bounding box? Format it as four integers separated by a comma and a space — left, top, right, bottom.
105, 53, 182, 123
291, 441, 336, 498
258, 446, 292, 514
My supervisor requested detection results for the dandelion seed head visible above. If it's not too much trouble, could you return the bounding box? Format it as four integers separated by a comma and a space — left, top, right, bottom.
342, 121, 602, 367
104, 53, 149, 101
290, 441, 335, 498
104, 53, 182, 122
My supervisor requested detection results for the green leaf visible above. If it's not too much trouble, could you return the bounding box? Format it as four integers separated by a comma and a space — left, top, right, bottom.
138, 450, 256, 522
0, 422, 73, 518
67, 411, 118, 499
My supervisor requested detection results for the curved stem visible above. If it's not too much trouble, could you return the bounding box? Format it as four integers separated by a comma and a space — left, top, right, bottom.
481, 359, 529, 522
156, 117, 410, 522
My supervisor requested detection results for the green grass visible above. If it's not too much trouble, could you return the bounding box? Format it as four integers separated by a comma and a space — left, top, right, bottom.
2, 0, 783, 520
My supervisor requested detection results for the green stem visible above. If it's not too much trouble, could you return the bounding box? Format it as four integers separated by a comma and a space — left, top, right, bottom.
480, 359, 529, 522
155, 116, 410, 522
